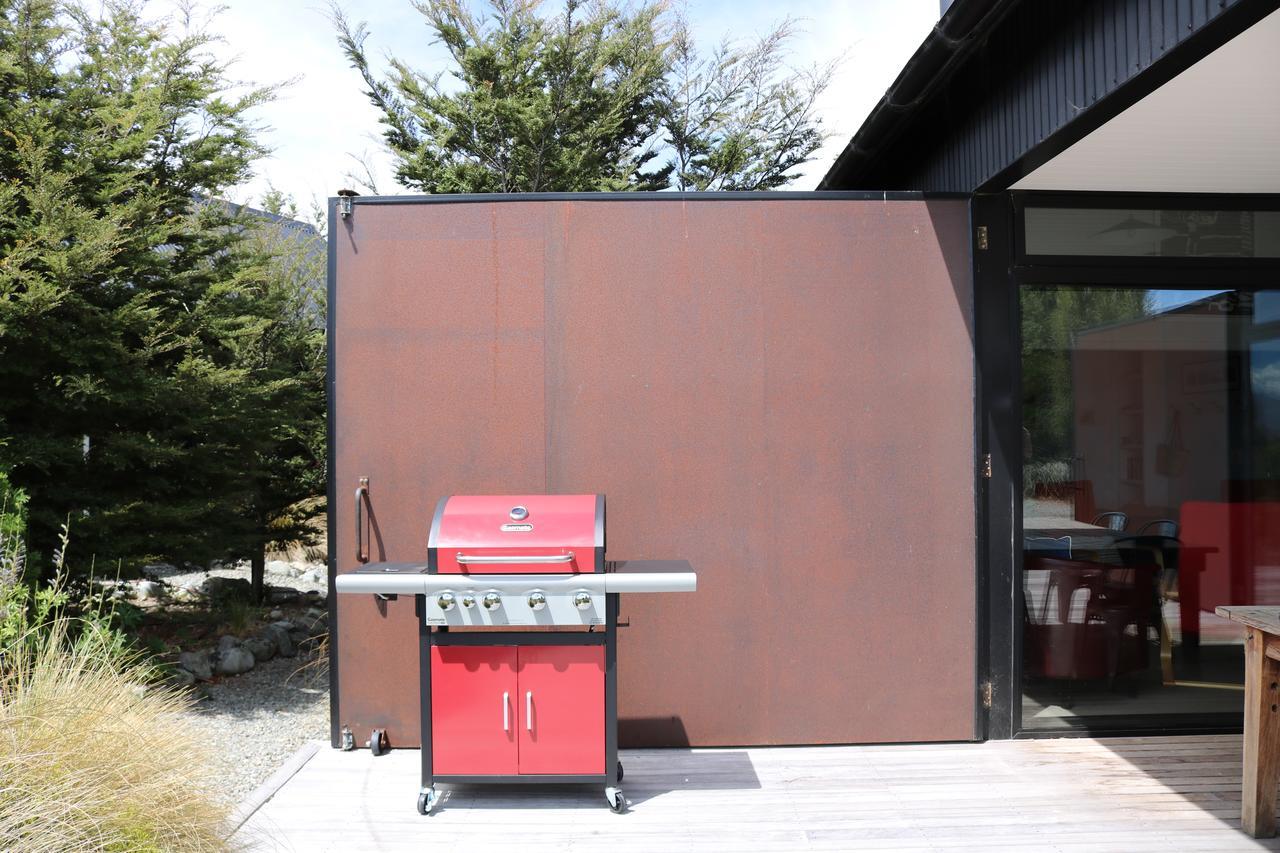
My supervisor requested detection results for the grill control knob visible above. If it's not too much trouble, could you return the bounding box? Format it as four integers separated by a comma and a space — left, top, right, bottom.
527, 591, 547, 611
482, 591, 503, 611
436, 592, 456, 612
572, 591, 593, 611
460, 593, 476, 609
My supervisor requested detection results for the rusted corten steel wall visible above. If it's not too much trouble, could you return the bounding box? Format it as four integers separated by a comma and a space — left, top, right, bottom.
330, 196, 976, 748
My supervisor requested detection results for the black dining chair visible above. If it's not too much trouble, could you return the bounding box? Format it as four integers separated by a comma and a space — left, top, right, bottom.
1139, 518, 1179, 538
1115, 531, 1182, 685
1093, 511, 1129, 531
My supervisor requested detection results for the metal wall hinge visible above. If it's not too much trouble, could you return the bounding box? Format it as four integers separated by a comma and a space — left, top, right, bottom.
981, 681, 993, 709
976, 225, 989, 250
981, 452, 992, 479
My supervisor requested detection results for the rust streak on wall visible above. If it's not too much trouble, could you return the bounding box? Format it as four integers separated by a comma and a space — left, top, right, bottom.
332, 198, 975, 748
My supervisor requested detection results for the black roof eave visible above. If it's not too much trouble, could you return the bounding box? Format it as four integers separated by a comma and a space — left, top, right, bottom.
817, 0, 1021, 191
820, 0, 1280, 193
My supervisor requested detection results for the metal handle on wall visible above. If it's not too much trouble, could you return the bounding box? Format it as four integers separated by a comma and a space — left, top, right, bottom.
503, 691, 510, 731
526, 691, 533, 731
355, 479, 369, 563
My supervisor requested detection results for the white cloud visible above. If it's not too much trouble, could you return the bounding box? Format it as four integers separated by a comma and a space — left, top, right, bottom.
146, 0, 936, 207
1254, 361, 1280, 399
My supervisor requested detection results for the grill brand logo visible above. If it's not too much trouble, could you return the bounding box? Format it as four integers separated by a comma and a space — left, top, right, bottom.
500, 523, 534, 532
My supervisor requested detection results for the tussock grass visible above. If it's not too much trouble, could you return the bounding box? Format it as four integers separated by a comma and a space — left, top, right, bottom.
0, 615, 238, 852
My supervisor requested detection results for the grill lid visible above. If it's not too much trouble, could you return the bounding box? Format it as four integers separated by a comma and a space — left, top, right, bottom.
428, 494, 603, 574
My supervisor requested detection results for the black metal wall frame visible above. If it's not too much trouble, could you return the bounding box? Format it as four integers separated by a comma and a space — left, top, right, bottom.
979, 190, 1280, 740
326, 197, 340, 748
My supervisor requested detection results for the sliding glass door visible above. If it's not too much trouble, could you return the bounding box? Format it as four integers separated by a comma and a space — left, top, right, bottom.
1019, 286, 1280, 730
1007, 196, 1280, 733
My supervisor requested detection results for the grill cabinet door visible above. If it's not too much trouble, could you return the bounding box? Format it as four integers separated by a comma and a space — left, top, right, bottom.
517, 646, 605, 774
430, 646, 517, 775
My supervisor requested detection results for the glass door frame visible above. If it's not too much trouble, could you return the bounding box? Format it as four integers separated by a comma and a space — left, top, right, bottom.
977, 190, 1280, 739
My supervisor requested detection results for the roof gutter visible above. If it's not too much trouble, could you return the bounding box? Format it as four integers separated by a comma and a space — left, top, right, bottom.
817, 0, 1020, 190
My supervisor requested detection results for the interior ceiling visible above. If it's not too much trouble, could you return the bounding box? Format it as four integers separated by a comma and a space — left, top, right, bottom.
1011, 7, 1280, 193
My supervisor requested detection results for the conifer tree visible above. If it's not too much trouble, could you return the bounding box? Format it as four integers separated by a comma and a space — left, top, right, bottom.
334, 0, 835, 194
0, 1, 324, 585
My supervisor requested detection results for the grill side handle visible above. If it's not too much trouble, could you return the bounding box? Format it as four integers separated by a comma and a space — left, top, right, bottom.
602, 572, 696, 593
335, 573, 429, 596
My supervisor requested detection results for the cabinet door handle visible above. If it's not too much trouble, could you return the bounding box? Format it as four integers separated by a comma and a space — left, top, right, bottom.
526, 691, 533, 731
503, 691, 509, 732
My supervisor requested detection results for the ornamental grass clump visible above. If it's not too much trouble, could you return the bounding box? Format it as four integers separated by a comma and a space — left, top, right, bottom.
0, 527, 237, 852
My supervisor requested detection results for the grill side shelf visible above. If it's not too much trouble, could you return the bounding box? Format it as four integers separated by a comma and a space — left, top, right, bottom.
334, 570, 695, 597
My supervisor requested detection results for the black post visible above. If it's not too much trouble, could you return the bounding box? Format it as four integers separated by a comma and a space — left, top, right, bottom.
251, 548, 266, 604
419, 595, 433, 792
606, 592, 619, 786
974, 191, 1019, 739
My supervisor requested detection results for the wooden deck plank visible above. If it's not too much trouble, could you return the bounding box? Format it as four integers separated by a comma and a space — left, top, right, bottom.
236, 734, 1280, 851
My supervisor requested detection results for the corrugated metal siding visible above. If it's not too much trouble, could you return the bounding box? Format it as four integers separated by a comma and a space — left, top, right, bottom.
837, 0, 1262, 192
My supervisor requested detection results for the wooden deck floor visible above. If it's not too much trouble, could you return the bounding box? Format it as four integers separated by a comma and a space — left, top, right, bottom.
234, 734, 1280, 852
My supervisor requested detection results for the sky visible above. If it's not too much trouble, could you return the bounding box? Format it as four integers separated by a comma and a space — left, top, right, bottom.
149, 0, 939, 211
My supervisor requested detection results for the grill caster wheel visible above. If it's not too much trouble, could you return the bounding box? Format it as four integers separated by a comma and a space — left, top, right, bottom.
617, 761, 624, 781
368, 728, 386, 756
606, 786, 627, 814
417, 787, 439, 815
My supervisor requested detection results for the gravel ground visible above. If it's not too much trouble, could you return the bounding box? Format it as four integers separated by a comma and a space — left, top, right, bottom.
148, 558, 328, 599
182, 652, 330, 806
136, 557, 332, 806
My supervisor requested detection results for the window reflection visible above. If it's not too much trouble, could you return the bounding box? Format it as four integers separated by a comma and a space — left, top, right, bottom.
1023, 208, 1280, 257
1022, 287, 1280, 730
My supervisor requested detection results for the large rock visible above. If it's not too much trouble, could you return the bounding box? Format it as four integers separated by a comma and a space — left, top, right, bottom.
266, 559, 292, 576
142, 562, 179, 576
203, 576, 252, 602
295, 607, 327, 633
178, 650, 213, 682
134, 580, 164, 601
170, 581, 205, 603
244, 635, 277, 664
168, 667, 196, 687
214, 645, 255, 676
216, 634, 241, 653
263, 623, 296, 658
268, 587, 301, 605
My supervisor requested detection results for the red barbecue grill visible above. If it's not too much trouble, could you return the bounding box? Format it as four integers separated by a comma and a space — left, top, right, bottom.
334, 494, 695, 814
